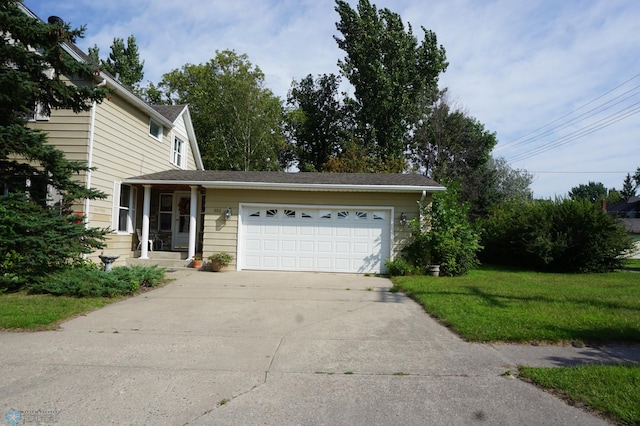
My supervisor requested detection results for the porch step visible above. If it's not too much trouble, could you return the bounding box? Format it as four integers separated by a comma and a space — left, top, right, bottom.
127, 251, 192, 269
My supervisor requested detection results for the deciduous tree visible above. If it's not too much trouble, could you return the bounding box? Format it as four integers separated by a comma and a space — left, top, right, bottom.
334, 0, 447, 163
285, 73, 347, 171
159, 50, 285, 171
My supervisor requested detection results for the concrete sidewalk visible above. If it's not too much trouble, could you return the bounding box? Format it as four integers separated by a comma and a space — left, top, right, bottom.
0, 269, 631, 425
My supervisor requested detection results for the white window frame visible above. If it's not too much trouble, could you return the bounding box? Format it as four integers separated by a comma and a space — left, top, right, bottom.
112, 182, 137, 234
149, 119, 163, 141
171, 136, 187, 169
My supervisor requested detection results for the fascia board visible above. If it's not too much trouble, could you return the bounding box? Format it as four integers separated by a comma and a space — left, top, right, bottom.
122, 179, 446, 193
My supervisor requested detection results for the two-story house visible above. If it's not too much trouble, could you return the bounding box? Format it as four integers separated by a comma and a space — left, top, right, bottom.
21, 4, 446, 275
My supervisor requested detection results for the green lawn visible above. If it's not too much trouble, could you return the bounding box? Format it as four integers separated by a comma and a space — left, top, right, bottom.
392, 265, 640, 424
391, 265, 640, 344
520, 364, 640, 425
0, 292, 117, 331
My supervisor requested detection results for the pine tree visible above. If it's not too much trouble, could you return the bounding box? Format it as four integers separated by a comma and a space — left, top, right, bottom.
89, 35, 144, 91
1, 0, 110, 288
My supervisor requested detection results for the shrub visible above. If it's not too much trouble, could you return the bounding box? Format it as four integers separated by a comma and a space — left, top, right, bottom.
403, 185, 481, 276
385, 258, 415, 276
28, 265, 166, 297
480, 198, 634, 272
0, 193, 108, 290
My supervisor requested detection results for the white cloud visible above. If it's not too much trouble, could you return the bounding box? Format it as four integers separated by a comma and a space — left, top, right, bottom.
26, 0, 640, 198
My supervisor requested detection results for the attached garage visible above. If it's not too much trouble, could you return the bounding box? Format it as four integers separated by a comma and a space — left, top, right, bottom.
123, 170, 445, 274
240, 205, 391, 273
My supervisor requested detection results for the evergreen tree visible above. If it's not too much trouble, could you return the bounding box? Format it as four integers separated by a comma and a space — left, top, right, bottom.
1, 0, 110, 288
89, 35, 144, 91
621, 173, 636, 199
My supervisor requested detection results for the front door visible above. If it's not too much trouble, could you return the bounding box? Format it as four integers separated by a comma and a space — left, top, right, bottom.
172, 192, 191, 251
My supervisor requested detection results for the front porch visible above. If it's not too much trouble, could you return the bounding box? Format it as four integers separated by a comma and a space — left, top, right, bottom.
127, 250, 193, 269
130, 184, 205, 265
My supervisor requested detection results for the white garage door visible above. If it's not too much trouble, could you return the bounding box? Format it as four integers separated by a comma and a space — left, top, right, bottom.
241, 205, 391, 273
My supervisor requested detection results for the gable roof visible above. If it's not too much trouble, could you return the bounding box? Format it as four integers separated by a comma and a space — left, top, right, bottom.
151, 105, 187, 122
18, 3, 204, 169
608, 196, 640, 215
123, 170, 445, 193
150, 105, 204, 170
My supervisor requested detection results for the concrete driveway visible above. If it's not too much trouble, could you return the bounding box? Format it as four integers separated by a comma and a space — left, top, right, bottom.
0, 270, 610, 425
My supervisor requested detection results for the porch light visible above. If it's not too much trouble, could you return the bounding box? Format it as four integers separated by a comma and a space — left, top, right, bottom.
225, 207, 232, 220
400, 212, 407, 226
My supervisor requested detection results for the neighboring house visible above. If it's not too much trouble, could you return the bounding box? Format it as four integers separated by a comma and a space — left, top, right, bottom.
124, 171, 445, 274
19, 4, 203, 265
608, 197, 640, 259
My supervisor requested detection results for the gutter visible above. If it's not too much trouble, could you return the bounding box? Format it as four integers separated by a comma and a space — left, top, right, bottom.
121, 179, 447, 193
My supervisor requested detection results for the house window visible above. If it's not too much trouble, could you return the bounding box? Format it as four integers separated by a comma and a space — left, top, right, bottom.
117, 184, 132, 232
159, 194, 172, 231
113, 183, 136, 233
172, 136, 186, 168
149, 120, 162, 141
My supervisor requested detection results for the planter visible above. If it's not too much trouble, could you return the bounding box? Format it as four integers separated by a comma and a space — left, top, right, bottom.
427, 264, 440, 277
209, 259, 224, 272
191, 259, 203, 269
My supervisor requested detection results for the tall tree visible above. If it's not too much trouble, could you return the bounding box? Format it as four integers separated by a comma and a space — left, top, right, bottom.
484, 156, 534, 206
89, 35, 144, 91
1, 0, 109, 287
621, 173, 636, 199
334, 0, 448, 163
159, 50, 285, 171
620, 167, 640, 199
285, 73, 347, 171
569, 181, 608, 204
412, 90, 497, 217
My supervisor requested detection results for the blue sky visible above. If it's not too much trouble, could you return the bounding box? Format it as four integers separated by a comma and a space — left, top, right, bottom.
26, 0, 640, 198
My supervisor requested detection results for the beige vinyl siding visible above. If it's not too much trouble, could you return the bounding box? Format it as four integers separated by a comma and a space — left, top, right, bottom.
87, 95, 177, 232
26, 108, 91, 163
202, 188, 430, 269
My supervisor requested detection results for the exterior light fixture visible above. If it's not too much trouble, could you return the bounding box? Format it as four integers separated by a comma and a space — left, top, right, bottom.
225, 207, 232, 220
400, 212, 407, 226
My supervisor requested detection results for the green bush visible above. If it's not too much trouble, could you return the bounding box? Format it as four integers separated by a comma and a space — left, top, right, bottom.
28, 265, 166, 297
480, 198, 634, 272
0, 193, 108, 290
403, 186, 481, 276
385, 258, 415, 276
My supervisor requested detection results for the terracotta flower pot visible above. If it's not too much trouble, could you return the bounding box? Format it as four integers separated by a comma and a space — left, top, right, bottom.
192, 259, 203, 269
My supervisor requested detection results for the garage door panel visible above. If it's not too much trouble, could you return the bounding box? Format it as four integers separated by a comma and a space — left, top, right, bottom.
300, 241, 314, 252
242, 206, 390, 274
317, 241, 332, 253
281, 239, 297, 252
264, 239, 278, 251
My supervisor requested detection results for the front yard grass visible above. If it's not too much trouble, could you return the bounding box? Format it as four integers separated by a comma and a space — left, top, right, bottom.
392, 264, 640, 425
390, 265, 640, 344
0, 265, 168, 331
519, 364, 640, 425
0, 292, 116, 331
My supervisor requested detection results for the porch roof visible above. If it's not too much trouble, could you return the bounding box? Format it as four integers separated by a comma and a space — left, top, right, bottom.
123, 170, 445, 193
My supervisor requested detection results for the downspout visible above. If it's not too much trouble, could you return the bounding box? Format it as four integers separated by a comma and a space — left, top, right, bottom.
84, 76, 107, 227
419, 190, 427, 227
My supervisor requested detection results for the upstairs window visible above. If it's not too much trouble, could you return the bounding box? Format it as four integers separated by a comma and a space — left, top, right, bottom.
172, 136, 186, 168
149, 119, 162, 141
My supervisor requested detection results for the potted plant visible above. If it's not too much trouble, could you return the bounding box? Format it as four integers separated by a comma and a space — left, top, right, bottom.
191, 254, 203, 269
208, 252, 233, 272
